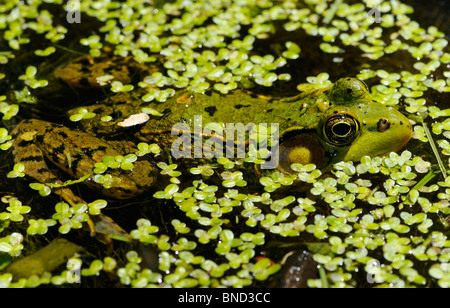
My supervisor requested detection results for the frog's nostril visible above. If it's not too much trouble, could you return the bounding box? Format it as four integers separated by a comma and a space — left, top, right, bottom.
377, 118, 390, 132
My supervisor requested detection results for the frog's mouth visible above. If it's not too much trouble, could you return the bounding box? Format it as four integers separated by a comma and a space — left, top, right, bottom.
277, 129, 325, 173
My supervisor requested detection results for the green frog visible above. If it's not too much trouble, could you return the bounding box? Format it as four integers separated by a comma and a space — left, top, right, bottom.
12, 55, 412, 212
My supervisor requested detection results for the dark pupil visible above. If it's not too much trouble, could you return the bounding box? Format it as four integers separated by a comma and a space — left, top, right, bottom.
333, 122, 351, 136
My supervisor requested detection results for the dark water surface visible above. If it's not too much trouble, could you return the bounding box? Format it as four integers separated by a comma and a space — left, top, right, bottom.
0, 0, 449, 288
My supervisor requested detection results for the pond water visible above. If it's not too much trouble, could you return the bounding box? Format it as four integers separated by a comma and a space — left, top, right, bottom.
0, 0, 449, 288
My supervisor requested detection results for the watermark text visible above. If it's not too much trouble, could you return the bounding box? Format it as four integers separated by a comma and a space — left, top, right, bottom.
66, 0, 81, 24
170, 115, 279, 169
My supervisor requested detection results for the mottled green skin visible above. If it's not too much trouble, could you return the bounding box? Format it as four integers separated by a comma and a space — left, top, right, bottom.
70, 77, 412, 168
12, 57, 413, 201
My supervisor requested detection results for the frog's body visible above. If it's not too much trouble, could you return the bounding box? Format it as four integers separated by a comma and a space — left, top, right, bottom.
12, 119, 157, 200
12, 56, 413, 205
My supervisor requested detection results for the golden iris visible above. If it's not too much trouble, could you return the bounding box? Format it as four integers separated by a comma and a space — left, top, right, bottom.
323, 114, 359, 146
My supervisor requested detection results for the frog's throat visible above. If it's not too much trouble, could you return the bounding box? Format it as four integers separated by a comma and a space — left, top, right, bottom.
277, 133, 325, 173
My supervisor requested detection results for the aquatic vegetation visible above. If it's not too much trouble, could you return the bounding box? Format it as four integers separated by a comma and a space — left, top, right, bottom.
69, 108, 96, 122
0, 0, 449, 288
18, 66, 48, 89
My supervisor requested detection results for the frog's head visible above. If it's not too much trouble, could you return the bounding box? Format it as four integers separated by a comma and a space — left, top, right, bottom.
320, 102, 413, 164
277, 78, 413, 173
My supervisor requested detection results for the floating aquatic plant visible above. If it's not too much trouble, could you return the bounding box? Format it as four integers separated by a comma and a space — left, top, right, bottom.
69, 108, 96, 122
0, 0, 449, 288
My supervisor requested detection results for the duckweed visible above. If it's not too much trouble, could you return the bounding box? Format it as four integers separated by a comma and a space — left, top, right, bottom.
26, 218, 56, 235
52, 202, 89, 234
110, 81, 134, 93
93, 154, 138, 173
0, 0, 449, 289
0, 100, 18, 122
29, 182, 52, 197
0, 196, 31, 223
7, 163, 25, 178
69, 108, 96, 122
18, 66, 48, 89
34, 46, 56, 57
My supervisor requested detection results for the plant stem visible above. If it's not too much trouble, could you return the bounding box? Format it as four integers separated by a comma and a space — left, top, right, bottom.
423, 122, 447, 180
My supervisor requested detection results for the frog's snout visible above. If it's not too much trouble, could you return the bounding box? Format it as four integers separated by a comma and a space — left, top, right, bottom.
344, 108, 413, 162
381, 109, 413, 151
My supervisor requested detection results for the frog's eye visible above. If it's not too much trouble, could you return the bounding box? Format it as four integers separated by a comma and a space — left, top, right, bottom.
323, 114, 360, 146
358, 79, 370, 93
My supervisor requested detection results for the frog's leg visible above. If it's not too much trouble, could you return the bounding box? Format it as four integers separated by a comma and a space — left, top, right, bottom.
11, 122, 128, 240
12, 127, 96, 234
